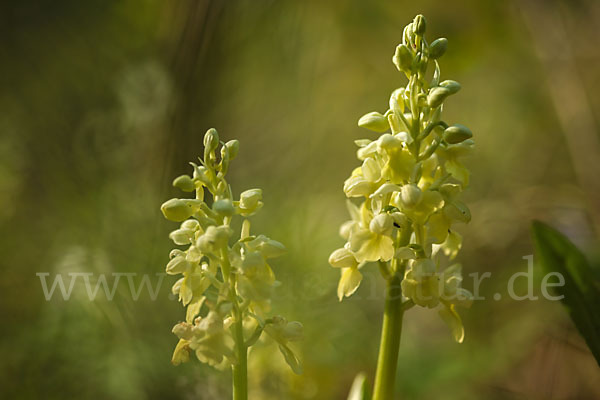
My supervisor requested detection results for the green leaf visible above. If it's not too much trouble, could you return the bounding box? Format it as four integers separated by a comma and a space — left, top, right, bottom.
531, 220, 600, 366
278, 344, 303, 375
346, 372, 370, 400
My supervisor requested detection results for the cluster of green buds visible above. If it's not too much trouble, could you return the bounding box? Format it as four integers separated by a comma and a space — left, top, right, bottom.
329, 15, 474, 342
161, 128, 302, 374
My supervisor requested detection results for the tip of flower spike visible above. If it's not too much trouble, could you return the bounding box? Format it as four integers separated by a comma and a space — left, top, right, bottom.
203, 128, 219, 150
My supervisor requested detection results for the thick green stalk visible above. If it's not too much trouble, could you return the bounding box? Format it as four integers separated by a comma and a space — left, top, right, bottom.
232, 315, 248, 400
221, 247, 248, 400
372, 271, 405, 400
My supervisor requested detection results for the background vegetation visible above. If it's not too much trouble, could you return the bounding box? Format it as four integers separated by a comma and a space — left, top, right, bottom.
2, 0, 600, 398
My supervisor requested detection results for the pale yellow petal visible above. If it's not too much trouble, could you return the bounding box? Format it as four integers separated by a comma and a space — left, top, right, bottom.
171, 339, 191, 365
186, 296, 205, 323
351, 230, 394, 263
442, 230, 462, 260
337, 267, 363, 301
427, 213, 450, 244
445, 160, 469, 186
438, 304, 465, 343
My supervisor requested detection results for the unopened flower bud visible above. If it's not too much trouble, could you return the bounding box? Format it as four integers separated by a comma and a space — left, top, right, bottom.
378, 134, 403, 152
170, 249, 185, 259
429, 38, 448, 59
260, 239, 286, 258
370, 213, 393, 235
401, 184, 423, 208
161, 198, 194, 222
220, 145, 230, 174
181, 219, 200, 230
344, 176, 373, 197
427, 87, 451, 108
282, 321, 303, 342
393, 44, 413, 72
169, 228, 195, 245
203, 128, 219, 153
443, 124, 472, 144
166, 256, 191, 275
239, 189, 263, 214
439, 80, 461, 94
358, 112, 390, 133
413, 14, 427, 35
391, 211, 409, 227
225, 140, 240, 160
173, 175, 195, 192
213, 198, 235, 217
329, 247, 358, 269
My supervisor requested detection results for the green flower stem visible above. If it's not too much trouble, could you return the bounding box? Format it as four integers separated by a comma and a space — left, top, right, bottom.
220, 247, 248, 400
372, 270, 405, 400
414, 223, 425, 246
232, 315, 248, 400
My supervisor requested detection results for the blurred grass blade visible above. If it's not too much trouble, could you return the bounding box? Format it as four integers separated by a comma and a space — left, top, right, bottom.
347, 372, 370, 400
531, 220, 600, 366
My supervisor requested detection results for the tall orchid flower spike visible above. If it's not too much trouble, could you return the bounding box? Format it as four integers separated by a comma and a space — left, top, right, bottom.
161, 128, 303, 400
330, 15, 474, 400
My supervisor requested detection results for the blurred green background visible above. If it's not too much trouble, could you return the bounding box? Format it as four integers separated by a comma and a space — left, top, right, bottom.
2, 0, 600, 398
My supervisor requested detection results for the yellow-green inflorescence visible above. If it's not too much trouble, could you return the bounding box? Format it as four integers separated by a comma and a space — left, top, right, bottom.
329, 15, 474, 343
161, 128, 302, 375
